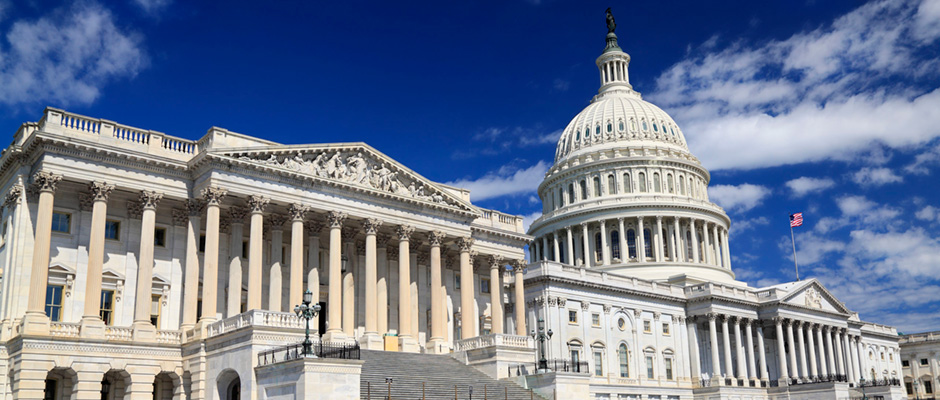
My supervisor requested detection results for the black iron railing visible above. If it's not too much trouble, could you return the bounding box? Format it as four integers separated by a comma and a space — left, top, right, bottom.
507, 359, 591, 376
257, 341, 360, 366
858, 378, 901, 387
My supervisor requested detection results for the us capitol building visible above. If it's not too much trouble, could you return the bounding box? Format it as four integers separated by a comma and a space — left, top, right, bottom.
0, 9, 909, 400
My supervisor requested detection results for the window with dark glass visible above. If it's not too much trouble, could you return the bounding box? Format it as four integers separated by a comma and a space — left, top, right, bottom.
104, 220, 120, 240
627, 230, 637, 259
594, 232, 602, 262
665, 358, 673, 380
610, 231, 621, 260
150, 294, 161, 326
51, 212, 70, 233
623, 173, 632, 193
618, 344, 630, 377
44, 285, 63, 321
199, 234, 206, 253
480, 278, 490, 294
644, 229, 653, 258
100, 290, 115, 325
646, 356, 654, 379
154, 227, 167, 247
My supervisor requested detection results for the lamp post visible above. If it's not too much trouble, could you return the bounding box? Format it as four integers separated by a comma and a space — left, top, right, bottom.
531, 318, 553, 371
294, 289, 321, 356
859, 378, 868, 400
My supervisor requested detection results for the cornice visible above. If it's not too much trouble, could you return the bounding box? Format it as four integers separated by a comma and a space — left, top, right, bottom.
543, 154, 710, 191
529, 199, 730, 234
525, 273, 687, 306
470, 225, 532, 244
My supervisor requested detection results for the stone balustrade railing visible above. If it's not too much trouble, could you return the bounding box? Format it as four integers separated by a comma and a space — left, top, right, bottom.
206, 309, 304, 338
50, 322, 81, 338
48, 322, 182, 344
899, 331, 940, 344
455, 333, 535, 352
104, 326, 133, 341
474, 209, 525, 233
156, 330, 182, 344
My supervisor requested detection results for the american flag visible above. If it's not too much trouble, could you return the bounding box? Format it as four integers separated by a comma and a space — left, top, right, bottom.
790, 213, 803, 227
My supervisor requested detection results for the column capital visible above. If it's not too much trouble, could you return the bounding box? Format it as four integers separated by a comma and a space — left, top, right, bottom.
88, 181, 115, 202
305, 220, 324, 235
488, 255, 504, 270
396, 225, 415, 241
580, 222, 588, 229
428, 230, 445, 247
512, 259, 527, 273
326, 210, 347, 228
773, 317, 786, 326
185, 199, 205, 216
342, 227, 358, 242
468, 250, 478, 265
362, 218, 383, 235
456, 236, 474, 253
229, 206, 249, 224
202, 186, 227, 206
246, 195, 268, 214
269, 214, 288, 230
823, 325, 831, 333
376, 233, 391, 247
138, 190, 164, 210
3, 184, 22, 209
743, 317, 752, 327
565, 226, 572, 233
172, 209, 189, 226
31, 170, 62, 193
656, 215, 663, 222
288, 203, 309, 221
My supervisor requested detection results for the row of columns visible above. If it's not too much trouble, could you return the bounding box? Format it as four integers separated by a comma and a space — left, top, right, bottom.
531, 216, 730, 270
19, 174, 529, 349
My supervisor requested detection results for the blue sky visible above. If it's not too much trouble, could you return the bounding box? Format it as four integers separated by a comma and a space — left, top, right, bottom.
1, 0, 939, 333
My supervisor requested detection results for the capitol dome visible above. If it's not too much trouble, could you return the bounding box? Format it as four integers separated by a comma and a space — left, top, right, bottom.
528, 27, 739, 286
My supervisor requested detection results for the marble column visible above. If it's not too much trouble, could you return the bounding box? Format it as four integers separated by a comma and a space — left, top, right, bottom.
552, 232, 560, 263
687, 317, 702, 380
397, 225, 418, 351
712, 224, 721, 267
617, 218, 626, 261
268, 214, 287, 312
702, 222, 712, 265
733, 318, 745, 380
816, 325, 828, 377
181, 199, 203, 330
796, 321, 808, 379
288, 204, 308, 311
322, 211, 347, 342
757, 321, 769, 380
690, 220, 700, 263
458, 237, 475, 340
80, 181, 114, 337
721, 229, 732, 269
227, 207, 247, 318
637, 217, 646, 262
580, 223, 589, 266
825, 327, 837, 377
848, 334, 859, 382
838, 330, 850, 382
745, 319, 757, 380
655, 216, 664, 262
199, 187, 226, 325
513, 260, 526, 335
489, 255, 504, 335
133, 190, 163, 339
427, 231, 446, 352
855, 336, 864, 381
721, 316, 734, 379
775, 318, 789, 381
666, 219, 676, 261
599, 221, 609, 265
360, 218, 382, 349
707, 313, 721, 379
246, 195, 268, 310
376, 234, 390, 336
541, 236, 549, 262
673, 218, 683, 262
786, 320, 798, 380
807, 323, 818, 379
565, 227, 574, 265
341, 229, 357, 336
22, 171, 61, 335
305, 221, 324, 332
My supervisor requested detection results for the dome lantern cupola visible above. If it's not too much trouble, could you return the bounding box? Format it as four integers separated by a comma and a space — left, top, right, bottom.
597, 9, 633, 95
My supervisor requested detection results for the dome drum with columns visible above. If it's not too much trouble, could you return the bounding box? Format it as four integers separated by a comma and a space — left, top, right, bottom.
530, 24, 735, 286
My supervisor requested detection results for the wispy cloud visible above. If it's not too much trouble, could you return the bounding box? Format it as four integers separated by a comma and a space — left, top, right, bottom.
649, 0, 940, 171
455, 126, 561, 159
708, 183, 771, 212
785, 176, 835, 198
553, 78, 570, 92
0, 2, 148, 107
133, 0, 172, 15
850, 167, 902, 186
446, 160, 550, 202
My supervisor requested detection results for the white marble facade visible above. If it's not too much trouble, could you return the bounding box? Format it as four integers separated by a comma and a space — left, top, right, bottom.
0, 107, 530, 400
521, 20, 907, 400
899, 331, 940, 398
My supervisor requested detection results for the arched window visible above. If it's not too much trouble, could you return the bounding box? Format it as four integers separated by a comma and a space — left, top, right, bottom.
667, 174, 674, 193
558, 188, 565, 207
592, 344, 606, 377
618, 120, 625, 132
623, 173, 632, 193
662, 228, 669, 258
653, 173, 661, 192
642, 120, 648, 131
608, 174, 616, 195
644, 229, 652, 259
575, 130, 581, 141
653, 123, 659, 132
595, 124, 601, 135
607, 122, 612, 133
580, 180, 587, 200
686, 230, 693, 260
569, 184, 575, 204
593, 177, 601, 197
678, 175, 686, 195
638, 172, 647, 193
689, 177, 695, 198
610, 230, 621, 260
618, 344, 630, 378
627, 229, 637, 259
594, 232, 602, 262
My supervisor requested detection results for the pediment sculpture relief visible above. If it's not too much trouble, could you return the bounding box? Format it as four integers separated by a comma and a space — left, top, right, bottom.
804, 287, 822, 309
236, 150, 457, 207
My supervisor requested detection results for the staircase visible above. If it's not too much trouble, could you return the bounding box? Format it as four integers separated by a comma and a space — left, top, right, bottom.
359, 350, 547, 400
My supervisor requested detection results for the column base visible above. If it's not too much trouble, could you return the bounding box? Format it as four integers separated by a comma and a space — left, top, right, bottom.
21, 312, 50, 336
399, 335, 420, 353
132, 322, 157, 342
359, 332, 384, 350
80, 316, 106, 339
425, 338, 449, 354
321, 330, 348, 344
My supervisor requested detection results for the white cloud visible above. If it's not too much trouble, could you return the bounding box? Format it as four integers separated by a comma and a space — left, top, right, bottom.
730, 216, 768, 234
649, 0, 940, 171
0, 2, 147, 107
905, 142, 940, 174
521, 211, 542, 232
835, 195, 900, 223
708, 183, 771, 212
916, 205, 938, 221
446, 161, 550, 202
553, 79, 570, 92
133, 0, 172, 15
785, 176, 835, 197
850, 167, 902, 186
0, 0, 10, 23
518, 129, 563, 147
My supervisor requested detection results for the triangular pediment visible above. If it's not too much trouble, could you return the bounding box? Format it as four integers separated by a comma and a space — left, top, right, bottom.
212, 143, 477, 214
779, 279, 851, 314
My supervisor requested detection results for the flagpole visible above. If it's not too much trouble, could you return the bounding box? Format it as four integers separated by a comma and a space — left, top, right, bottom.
789, 218, 800, 281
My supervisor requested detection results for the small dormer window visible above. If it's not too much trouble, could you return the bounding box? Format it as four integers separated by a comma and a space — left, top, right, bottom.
653, 123, 658, 132
642, 121, 648, 131
576, 130, 581, 141
595, 125, 601, 135
607, 123, 612, 133
619, 121, 625, 132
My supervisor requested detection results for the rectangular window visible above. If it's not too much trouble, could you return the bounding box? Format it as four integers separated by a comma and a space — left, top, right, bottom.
646, 356, 654, 379
455, 273, 461, 289
926, 381, 934, 394
104, 220, 120, 240
481, 278, 490, 294
150, 294, 161, 327
100, 290, 115, 325
662, 322, 670, 335
199, 234, 206, 253
665, 358, 673, 380
242, 240, 249, 258
594, 350, 604, 377
906, 382, 914, 395
568, 310, 578, 324
44, 285, 64, 322
570, 349, 581, 370
592, 313, 601, 327
922, 358, 929, 366
643, 320, 651, 333
51, 212, 71, 233
902, 360, 910, 367
154, 227, 167, 247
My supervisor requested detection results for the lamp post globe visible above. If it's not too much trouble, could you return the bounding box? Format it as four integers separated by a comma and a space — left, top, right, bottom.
294, 289, 320, 356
